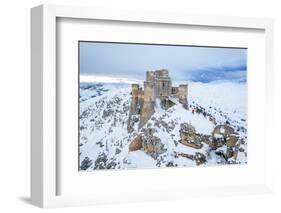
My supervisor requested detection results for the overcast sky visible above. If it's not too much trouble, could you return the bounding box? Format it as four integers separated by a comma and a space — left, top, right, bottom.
79, 41, 247, 83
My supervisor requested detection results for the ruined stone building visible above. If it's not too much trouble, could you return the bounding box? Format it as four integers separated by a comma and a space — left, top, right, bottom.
128, 69, 188, 130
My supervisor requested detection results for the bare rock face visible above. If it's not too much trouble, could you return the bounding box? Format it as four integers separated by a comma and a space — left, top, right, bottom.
178, 152, 206, 165
129, 136, 143, 152
142, 135, 165, 156
128, 128, 166, 159
141, 128, 166, 159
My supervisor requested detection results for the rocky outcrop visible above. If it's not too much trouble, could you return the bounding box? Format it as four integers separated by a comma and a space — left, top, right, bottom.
128, 128, 166, 159
180, 123, 196, 134
129, 136, 143, 151
93, 152, 119, 170
80, 157, 93, 170
178, 152, 206, 165
142, 135, 166, 159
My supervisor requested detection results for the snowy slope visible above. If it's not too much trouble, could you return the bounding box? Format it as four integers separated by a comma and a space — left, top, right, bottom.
189, 81, 247, 127
79, 81, 247, 171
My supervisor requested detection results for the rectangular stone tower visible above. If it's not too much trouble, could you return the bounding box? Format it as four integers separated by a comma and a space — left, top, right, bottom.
128, 69, 189, 129
178, 84, 188, 108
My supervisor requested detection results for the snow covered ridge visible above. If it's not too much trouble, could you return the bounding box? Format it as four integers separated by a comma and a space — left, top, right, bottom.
79, 81, 247, 171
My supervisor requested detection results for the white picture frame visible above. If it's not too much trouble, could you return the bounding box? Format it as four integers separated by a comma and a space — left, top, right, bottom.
31, 4, 274, 208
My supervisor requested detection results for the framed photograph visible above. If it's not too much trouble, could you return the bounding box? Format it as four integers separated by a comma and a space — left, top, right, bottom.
78, 41, 248, 170
31, 4, 274, 208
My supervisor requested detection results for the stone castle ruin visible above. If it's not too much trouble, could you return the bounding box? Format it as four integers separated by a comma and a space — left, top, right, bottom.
127, 70, 242, 163
128, 69, 188, 130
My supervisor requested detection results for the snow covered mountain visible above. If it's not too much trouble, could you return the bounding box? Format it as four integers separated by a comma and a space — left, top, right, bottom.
79, 82, 247, 171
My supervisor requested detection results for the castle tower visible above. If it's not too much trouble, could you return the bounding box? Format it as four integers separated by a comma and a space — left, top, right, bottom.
154, 69, 172, 97
158, 79, 171, 97
128, 69, 189, 129
131, 84, 139, 98
155, 69, 169, 78
139, 81, 155, 126
146, 71, 155, 81
131, 84, 140, 108
178, 84, 188, 109
143, 81, 155, 102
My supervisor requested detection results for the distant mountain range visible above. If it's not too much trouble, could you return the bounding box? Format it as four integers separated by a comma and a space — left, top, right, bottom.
80, 65, 247, 84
